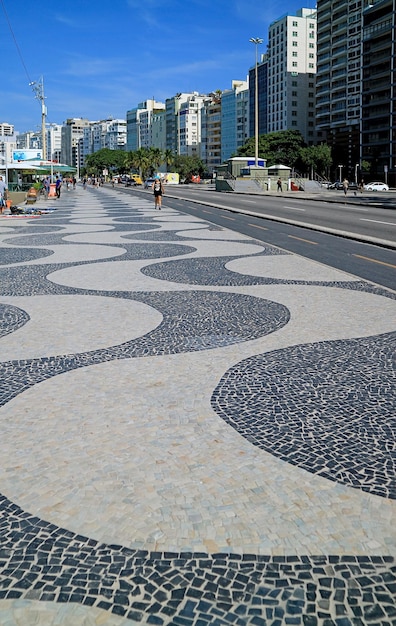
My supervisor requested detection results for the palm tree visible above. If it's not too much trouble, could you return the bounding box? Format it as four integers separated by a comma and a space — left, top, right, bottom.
163, 149, 175, 173
128, 148, 150, 180
149, 147, 163, 175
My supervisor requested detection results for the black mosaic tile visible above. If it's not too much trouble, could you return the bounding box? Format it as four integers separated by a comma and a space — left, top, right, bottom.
0, 247, 54, 264
0, 303, 30, 338
211, 332, 396, 500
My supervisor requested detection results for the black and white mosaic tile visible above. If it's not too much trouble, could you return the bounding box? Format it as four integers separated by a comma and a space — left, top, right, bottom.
0, 290, 290, 407
0, 189, 394, 624
0, 495, 395, 625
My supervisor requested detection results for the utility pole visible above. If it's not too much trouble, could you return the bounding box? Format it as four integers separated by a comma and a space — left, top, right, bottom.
30, 77, 47, 160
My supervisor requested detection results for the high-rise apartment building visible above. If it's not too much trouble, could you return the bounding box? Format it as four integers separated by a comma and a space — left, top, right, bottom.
221, 80, 249, 163
204, 93, 222, 172
248, 57, 268, 140
61, 118, 91, 168
178, 93, 206, 158
316, 0, 362, 178
361, 0, 396, 186
268, 8, 317, 144
126, 100, 165, 152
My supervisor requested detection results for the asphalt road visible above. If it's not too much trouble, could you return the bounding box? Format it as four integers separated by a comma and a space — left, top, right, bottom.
119, 185, 396, 292
155, 184, 396, 248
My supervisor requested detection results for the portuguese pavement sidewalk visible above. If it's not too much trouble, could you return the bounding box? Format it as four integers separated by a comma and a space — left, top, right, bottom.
0, 185, 395, 625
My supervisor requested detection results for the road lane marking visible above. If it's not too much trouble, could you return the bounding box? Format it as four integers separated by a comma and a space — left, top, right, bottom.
283, 206, 306, 211
288, 235, 318, 245
221, 215, 235, 220
248, 223, 268, 230
353, 254, 396, 269
360, 219, 396, 226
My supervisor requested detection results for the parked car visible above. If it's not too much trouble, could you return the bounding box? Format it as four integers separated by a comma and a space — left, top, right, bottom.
364, 181, 389, 191
144, 178, 156, 189
125, 178, 137, 187
328, 181, 358, 191
130, 174, 143, 185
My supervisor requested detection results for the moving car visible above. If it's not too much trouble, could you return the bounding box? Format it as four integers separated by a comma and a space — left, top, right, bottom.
125, 178, 137, 187
144, 178, 156, 189
364, 181, 389, 191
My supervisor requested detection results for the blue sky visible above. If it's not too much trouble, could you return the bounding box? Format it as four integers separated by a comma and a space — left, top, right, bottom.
3, 0, 314, 134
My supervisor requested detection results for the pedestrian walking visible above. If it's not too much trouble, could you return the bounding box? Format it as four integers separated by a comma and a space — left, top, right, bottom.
43, 176, 50, 199
55, 176, 62, 198
342, 178, 349, 197
152, 176, 164, 209
277, 177, 282, 192
0, 175, 7, 213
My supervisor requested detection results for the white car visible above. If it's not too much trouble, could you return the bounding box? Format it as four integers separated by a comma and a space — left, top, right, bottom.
364, 181, 389, 191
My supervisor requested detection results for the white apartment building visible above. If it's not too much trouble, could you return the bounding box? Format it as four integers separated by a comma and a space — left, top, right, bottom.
61, 118, 91, 168
178, 93, 207, 158
126, 100, 166, 151
46, 124, 62, 162
104, 119, 127, 151
0, 123, 17, 167
268, 8, 317, 144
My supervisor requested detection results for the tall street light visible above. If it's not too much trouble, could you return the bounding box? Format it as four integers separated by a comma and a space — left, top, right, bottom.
250, 37, 263, 168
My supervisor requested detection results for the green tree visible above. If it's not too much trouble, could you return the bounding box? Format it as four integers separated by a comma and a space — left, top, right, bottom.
173, 155, 206, 181
84, 148, 126, 176
237, 130, 306, 169
299, 143, 332, 178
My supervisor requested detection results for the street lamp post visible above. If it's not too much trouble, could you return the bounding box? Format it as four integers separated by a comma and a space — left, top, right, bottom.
249, 37, 263, 168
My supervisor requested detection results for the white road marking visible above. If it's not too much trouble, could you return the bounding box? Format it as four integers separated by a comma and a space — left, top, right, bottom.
361, 218, 396, 226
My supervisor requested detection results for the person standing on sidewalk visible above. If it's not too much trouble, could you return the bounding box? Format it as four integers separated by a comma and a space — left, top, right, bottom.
277, 177, 282, 192
152, 176, 164, 209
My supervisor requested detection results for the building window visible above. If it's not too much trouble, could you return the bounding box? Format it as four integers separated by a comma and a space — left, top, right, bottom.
292, 62, 298, 67
293, 20, 298, 26
293, 31, 298, 37
292, 51, 298, 57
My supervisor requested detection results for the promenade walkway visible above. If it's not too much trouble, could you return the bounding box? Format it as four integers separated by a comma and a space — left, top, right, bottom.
0, 186, 395, 625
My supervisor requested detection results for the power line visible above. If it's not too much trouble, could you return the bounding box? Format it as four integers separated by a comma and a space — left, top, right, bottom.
1, 0, 33, 85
